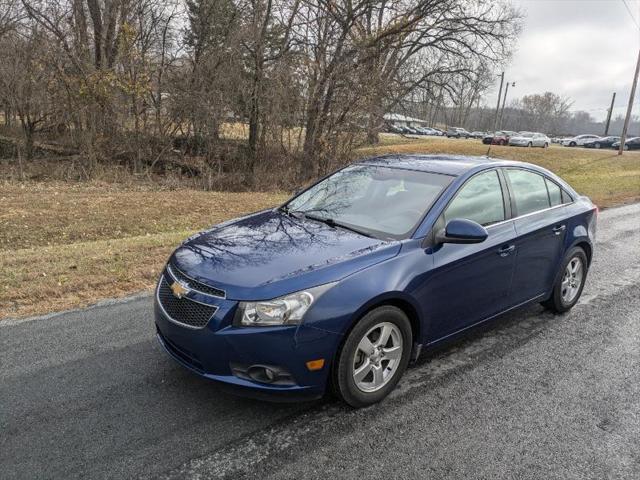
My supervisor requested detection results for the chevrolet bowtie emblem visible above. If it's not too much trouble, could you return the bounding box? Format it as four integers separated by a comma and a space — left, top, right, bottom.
170, 281, 189, 299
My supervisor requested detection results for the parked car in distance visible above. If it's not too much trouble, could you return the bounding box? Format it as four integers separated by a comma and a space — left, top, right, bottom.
484, 130, 516, 145
155, 154, 597, 407
561, 134, 601, 147
509, 132, 550, 148
612, 137, 640, 150
470, 131, 485, 139
447, 127, 471, 138
430, 127, 446, 136
583, 136, 620, 149
416, 127, 439, 135
482, 132, 496, 144
387, 124, 404, 134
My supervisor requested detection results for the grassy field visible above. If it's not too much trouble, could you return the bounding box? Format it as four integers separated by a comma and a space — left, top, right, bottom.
1, 137, 639, 319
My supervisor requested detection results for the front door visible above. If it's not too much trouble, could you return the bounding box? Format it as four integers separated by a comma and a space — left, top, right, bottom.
421, 169, 518, 341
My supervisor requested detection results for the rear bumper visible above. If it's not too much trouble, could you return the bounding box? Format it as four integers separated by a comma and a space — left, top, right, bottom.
154, 299, 341, 401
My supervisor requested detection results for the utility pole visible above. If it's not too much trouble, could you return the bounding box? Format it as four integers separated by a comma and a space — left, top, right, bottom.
604, 92, 616, 135
493, 72, 504, 131
619, 49, 640, 155
499, 81, 515, 129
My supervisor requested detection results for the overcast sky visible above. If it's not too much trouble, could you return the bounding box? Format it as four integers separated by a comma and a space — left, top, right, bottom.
490, 0, 640, 121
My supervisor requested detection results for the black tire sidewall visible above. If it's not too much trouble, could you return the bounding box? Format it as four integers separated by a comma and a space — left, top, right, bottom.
333, 306, 412, 408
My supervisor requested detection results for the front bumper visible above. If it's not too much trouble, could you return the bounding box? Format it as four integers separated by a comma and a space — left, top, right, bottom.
154, 284, 342, 401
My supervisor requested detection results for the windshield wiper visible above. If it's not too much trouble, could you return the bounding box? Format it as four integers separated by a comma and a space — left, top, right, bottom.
278, 205, 304, 218
303, 213, 374, 238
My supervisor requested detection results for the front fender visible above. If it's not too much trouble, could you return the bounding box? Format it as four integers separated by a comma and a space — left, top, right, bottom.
301, 240, 429, 342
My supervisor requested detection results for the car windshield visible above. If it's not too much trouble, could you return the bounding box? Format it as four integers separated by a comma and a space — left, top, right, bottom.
285, 165, 453, 239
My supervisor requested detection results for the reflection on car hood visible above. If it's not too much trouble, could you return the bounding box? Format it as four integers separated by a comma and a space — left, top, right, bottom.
170, 210, 401, 300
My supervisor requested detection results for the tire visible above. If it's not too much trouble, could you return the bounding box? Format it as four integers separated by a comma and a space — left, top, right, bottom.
542, 246, 588, 313
500, 140, 506, 146
527, 142, 532, 147
543, 142, 549, 148
595, 143, 601, 149
333, 306, 412, 408
570, 141, 576, 147
624, 144, 629, 151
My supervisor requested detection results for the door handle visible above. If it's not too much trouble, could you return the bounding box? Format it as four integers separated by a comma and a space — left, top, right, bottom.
552, 224, 566, 235
497, 244, 515, 257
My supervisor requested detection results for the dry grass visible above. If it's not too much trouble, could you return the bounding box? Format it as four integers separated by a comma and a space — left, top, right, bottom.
359, 137, 640, 208
0, 184, 287, 319
2, 138, 639, 320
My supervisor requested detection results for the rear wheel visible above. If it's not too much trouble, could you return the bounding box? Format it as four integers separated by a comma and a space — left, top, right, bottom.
570, 141, 576, 147
595, 142, 601, 149
543, 142, 549, 148
333, 306, 412, 408
542, 247, 588, 313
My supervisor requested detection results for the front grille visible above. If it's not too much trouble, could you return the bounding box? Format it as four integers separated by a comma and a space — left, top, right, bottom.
167, 263, 225, 298
157, 276, 218, 328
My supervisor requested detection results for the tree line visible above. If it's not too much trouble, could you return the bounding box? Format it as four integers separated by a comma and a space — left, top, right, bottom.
0, 0, 520, 187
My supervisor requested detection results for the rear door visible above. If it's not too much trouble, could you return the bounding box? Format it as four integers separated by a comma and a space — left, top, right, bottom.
504, 168, 569, 304
424, 169, 518, 339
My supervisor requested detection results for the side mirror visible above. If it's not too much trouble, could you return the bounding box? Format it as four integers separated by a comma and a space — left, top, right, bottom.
436, 218, 488, 245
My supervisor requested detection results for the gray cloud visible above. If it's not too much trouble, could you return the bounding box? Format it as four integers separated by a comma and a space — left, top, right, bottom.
489, 0, 639, 120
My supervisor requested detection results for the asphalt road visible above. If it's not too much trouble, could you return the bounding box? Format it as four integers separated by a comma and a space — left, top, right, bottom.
2, 203, 640, 480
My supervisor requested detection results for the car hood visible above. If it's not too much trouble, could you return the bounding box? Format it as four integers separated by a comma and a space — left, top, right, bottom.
169, 210, 401, 300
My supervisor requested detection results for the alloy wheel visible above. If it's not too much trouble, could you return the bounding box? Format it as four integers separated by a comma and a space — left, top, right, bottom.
561, 257, 584, 304
352, 322, 403, 393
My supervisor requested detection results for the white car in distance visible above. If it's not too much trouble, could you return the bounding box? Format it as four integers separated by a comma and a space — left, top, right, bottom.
508, 132, 550, 148
561, 134, 601, 147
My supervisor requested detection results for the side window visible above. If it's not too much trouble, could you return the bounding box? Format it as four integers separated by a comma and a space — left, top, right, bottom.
444, 170, 505, 226
506, 169, 551, 215
545, 178, 562, 206
561, 189, 573, 204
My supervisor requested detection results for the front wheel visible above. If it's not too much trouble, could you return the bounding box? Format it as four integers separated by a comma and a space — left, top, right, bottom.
595, 142, 601, 149
527, 142, 532, 147
542, 247, 588, 313
333, 306, 412, 408
543, 142, 549, 148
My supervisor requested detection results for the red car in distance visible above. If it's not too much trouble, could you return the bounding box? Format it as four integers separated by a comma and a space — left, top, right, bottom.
482, 130, 517, 145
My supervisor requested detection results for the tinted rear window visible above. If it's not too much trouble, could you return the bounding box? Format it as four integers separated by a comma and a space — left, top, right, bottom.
545, 178, 562, 207
506, 169, 550, 215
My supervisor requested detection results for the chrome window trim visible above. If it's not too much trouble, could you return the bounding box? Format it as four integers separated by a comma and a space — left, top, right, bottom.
156, 275, 218, 330
166, 264, 226, 299
486, 202, 571, 230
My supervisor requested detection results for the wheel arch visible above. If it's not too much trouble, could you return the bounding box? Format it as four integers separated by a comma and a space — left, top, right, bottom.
343, 293, 423, 349
574, 240, 593, 266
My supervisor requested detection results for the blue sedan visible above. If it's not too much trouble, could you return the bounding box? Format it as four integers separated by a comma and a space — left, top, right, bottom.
154, 155, 597, 407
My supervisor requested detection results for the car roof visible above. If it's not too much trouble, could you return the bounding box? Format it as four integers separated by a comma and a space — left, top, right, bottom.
357, 154, 531, 176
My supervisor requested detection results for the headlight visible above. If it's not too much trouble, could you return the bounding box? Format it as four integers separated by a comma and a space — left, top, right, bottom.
234, 283, 336, 327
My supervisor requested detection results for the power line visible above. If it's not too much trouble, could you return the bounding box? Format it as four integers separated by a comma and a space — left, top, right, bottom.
621, 0, 640, 29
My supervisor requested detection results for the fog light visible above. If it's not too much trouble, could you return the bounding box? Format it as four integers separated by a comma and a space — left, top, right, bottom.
231, 363, 295, 386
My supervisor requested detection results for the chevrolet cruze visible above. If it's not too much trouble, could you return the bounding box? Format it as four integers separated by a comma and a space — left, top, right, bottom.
154, 155, 596, 407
